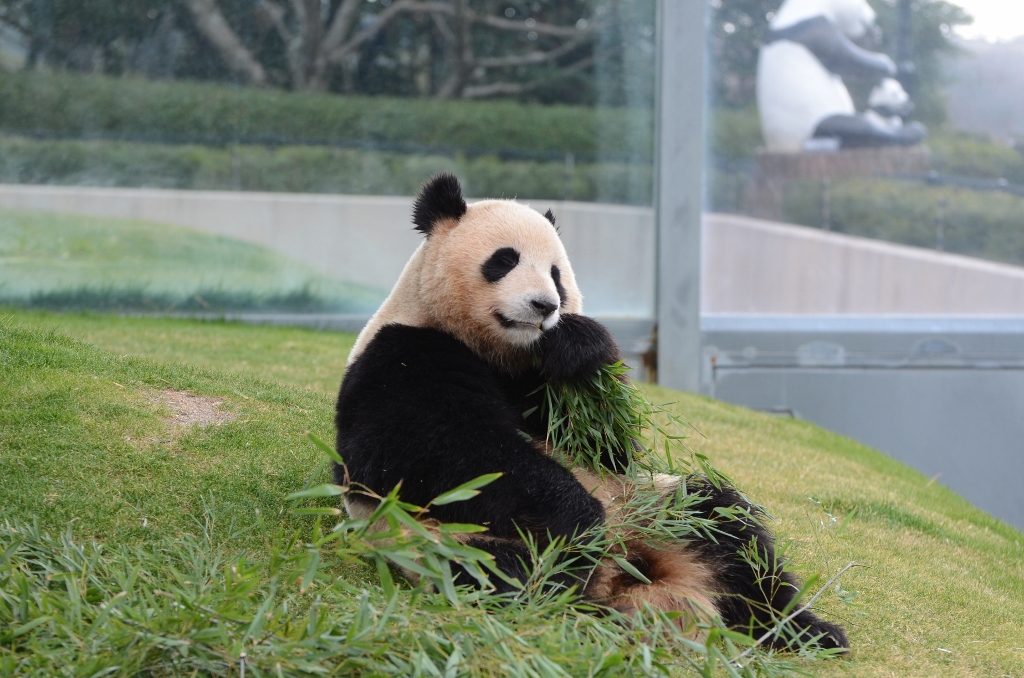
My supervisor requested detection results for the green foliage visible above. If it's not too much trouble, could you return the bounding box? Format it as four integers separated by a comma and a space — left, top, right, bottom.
0, 133, 652, 204
709, 0, 779, 109
542, 361, 698, 479
0, 72, 651, 159
0, 0, 166, 67
1, 0, 601, 100
710, 106, 764, 162
869, 0, 973, 126
0, 71, 656, 202
929, 131, 1024, 184
0, 494, 831, 677
781, 177, 1024, 266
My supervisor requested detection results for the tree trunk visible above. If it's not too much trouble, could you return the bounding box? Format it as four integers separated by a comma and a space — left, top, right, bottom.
182, 0, 268, 86
435, 0, 470, 99
307, 0, 362, 91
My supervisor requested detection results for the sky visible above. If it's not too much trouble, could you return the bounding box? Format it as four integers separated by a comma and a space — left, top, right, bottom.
952, 0, 1024, 42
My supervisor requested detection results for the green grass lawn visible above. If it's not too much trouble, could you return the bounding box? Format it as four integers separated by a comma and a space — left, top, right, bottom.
10, 308, 356, 395
0, 209, 385, 312
2, 309, 1022, 676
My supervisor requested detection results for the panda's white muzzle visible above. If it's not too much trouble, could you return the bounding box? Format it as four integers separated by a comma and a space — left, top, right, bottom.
495, 294, 561, 339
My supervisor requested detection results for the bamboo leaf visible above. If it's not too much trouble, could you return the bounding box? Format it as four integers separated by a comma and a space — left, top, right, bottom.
611, 555, 652, 584
439, 523, 488, 534
301, 550, 321, 592
431, 473, 503, 506
307, 431, 344, 466
285, 484, 344, 501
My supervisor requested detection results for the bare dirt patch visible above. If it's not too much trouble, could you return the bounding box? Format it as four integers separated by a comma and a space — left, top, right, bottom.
147, 390, 235, 428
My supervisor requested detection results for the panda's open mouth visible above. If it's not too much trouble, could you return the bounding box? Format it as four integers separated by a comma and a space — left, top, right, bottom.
494, 312, 542, 330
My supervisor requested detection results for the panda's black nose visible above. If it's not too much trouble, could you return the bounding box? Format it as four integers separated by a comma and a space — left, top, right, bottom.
531, 299, 558, 318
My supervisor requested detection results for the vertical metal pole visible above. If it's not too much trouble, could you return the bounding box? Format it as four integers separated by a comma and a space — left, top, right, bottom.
654, 0, 706, 392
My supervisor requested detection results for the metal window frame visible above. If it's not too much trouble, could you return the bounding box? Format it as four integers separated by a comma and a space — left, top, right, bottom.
654, 0, 707, 392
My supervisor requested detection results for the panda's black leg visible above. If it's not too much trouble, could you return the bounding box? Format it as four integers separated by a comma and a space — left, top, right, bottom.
734, 556, 850, 651
686, 478, 850, 651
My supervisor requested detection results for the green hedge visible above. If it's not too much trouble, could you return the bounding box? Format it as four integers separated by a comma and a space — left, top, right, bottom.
708, 106, 763, 162
929, 132, 1024, 184
0, 72, 652, 160
0, 134, 652, 204
782, 178, 1024, 267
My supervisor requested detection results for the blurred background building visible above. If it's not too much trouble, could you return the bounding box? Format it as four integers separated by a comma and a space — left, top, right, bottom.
1, 0, 1022, 527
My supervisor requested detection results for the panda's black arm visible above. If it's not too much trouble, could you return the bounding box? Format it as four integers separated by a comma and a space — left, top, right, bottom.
770, 15, 896, 80
539, 314, 633, 471
335, 324, 604, 542
539, 313, 621, 383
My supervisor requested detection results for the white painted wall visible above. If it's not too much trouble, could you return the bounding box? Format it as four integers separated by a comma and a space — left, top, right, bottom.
704, 214, 1024, 314
2, 184, 1023, 316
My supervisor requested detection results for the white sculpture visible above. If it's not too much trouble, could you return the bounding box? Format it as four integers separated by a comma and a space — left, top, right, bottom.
756, 0, 927, 152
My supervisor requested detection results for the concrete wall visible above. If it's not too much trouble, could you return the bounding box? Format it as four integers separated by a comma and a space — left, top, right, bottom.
3, 184, 1024, 315
0, 185, 654, 317
705, 214, 1024, 314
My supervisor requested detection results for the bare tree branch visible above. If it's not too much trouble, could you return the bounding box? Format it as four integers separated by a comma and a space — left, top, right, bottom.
307, 0, 360, 89
469, 11, 582, 38
435, 0, 473, 99
326, 0, 439, 65
430, 11, 456, 44
398, 3, 588, 38
318, 0, 363, 56
296, 0, 326, 87
462, 56, 595, 98
259, 0, 307, 86
183, 0, 596, 97
182, 0, 267, 86
477, 33, 594, 68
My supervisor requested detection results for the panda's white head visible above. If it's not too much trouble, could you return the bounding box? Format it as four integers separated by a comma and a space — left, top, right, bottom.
868, 77, 911, 113
773, 0, 878, 40
349, 173, 583, 370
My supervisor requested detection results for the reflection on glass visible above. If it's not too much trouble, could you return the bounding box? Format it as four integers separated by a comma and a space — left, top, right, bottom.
707, 0, 1024, 313
0, 0, 656, 316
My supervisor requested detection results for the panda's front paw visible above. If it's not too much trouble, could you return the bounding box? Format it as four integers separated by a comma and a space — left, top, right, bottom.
540, 314, 621, 383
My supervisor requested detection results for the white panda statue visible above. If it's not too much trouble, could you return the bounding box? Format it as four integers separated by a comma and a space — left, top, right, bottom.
756, 0, 926, 151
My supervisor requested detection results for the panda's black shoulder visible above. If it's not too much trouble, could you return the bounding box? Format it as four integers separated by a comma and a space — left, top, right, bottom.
346, 324, 491, 382
336, 324, 507, 421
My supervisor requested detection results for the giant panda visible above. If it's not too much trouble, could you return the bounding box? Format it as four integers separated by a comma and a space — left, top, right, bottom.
334, 174, 848, 650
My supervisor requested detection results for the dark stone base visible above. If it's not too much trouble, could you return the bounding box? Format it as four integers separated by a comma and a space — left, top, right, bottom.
742, 146, 932, 221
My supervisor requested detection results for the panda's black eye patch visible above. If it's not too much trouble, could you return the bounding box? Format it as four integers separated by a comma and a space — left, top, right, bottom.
482, 247, 520, 282
551, 265, 567, 306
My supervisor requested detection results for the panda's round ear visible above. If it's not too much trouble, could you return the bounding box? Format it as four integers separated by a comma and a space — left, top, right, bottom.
412, 173, 467, 236
543, 209, 556, 227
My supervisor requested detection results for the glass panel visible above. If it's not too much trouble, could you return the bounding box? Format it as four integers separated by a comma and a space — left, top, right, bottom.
0, 0, 657, 321
706, 0, 1024, 315
701, 0, 1024, 529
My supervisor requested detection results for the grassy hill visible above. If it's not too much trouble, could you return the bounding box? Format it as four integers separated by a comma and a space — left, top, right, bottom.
0, 209, 386, 313
2, 310, 1023, 676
